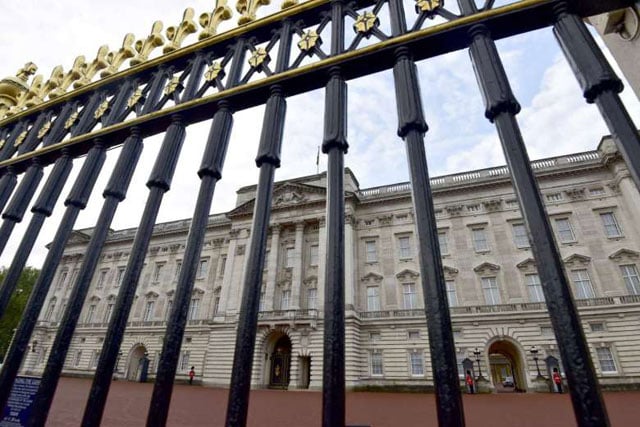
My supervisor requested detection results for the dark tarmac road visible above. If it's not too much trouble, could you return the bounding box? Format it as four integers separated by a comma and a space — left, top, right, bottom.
44, 377, 637, 426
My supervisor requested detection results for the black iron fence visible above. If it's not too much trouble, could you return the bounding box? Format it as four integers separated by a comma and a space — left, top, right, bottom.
0, 1, 638, 426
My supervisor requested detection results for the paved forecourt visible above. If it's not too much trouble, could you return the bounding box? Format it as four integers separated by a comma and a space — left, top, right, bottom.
43, 378, 637, 426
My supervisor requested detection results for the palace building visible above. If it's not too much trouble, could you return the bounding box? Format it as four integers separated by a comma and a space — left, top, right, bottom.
22, 135, 640, 392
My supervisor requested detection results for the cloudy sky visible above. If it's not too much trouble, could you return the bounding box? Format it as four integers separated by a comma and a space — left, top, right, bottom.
0, 0, 639, 267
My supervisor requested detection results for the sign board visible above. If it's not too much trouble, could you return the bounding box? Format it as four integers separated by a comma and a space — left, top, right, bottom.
0, 376, 41, 427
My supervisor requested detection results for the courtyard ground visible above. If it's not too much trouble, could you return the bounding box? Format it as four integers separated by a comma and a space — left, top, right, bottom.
44, 377, 637, 426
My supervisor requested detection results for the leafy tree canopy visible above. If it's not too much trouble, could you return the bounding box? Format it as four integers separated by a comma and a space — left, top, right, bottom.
0, 267, 39, 361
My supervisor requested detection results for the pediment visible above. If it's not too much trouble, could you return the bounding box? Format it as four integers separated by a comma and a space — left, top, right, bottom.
396, 269, 419, 281
107, 294, 117, 300
361, 272, 384, 283
228, 182, 326, 218
192, 286, 205, 295
88, 295, 101, 302
473, 262, 500, 274
516, 258, 537, 270
67, 230, 92, 245
145, 291, 159, 298
563, 253, 591, 266
609, 248, 640, 262
443, 266, 459, 276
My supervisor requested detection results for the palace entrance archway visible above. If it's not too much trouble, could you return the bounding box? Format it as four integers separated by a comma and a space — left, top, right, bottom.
267, 335, 291, 389
126, 344, 147, 382
488, 340, 527, 393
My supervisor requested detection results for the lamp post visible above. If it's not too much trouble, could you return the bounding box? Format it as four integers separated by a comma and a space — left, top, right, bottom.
530, 345, 543, 378
473, 347, 485, 380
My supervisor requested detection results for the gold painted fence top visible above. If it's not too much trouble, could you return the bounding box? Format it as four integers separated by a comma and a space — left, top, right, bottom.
0, 0, 326, 121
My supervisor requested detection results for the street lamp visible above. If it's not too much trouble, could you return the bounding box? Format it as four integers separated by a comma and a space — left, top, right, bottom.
473, 347, 485, 380
530, 345, 543, 378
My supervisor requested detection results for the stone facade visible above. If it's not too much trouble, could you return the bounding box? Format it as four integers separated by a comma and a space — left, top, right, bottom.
22, 136, 640, 392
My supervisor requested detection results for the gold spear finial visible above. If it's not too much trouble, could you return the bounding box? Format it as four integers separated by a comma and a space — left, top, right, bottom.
131, 21, 165, 66
236, 0, 271, 25
281, 0, 299, 9
16, 62, 38, 82
74, 45, 109, 88
6, 65, 64, 116
101, 33, 136, 78
49, 56, 87, 98
199, 0, 233, 40
164, 8, 197, 53
0, 62, 38, 118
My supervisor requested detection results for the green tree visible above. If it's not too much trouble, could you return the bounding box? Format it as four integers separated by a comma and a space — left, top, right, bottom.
0, 267, 39, 361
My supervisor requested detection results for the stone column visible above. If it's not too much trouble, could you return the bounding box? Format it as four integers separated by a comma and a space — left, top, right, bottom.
344, 214, 357, 312
218, 230, 239, 315
264, 225, 280, 311
317, 218, 327, 312
290, 222, 305, 309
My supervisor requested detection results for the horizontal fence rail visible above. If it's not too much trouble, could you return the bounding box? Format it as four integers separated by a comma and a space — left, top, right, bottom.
0, 1, 638, 427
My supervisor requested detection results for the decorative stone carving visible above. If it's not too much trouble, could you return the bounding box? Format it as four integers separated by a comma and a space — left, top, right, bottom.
445, 205, 464, 216
563, 253, 591, 268
608, 248, 640, 263
473, 262, 500, 275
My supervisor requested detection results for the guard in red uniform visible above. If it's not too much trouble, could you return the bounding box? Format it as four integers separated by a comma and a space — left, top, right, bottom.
465, 370, 475, 394
189, 366, 195, 385
552, 368, 562, 393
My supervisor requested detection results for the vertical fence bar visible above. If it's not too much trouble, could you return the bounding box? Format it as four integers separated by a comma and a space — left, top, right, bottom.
553, 2, 640, 190
225, 23, 293, 427
0, 151, 73, 316
0, 106, 78, 318
0, 102, 87, 256
146, 48, 247, 427
24, 83, 140, 425
457, 1, 610, 425
322, 1, 347, 425
0, 94, 105, 415
388, 0, 465, 425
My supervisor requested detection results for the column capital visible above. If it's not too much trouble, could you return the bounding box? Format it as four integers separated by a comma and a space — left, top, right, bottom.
295, 222, 305, 232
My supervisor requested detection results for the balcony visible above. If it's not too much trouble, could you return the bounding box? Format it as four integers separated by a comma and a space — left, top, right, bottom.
359, 294, 640, 319
257, 309, 319, 327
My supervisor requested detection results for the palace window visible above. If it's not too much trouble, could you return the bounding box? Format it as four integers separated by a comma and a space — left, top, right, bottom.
438, 232, 449, 255
398, 236, 412, 259
472, 228, 489, 252
70, 269, 79, 288
44, 299, 56, 321
408, 330, 420, 340
280, 290, 291, 310
86, 304, 96, 323
165, 300, 173, 320
197, 259, 208, 279
189, 298, 200, 320
214, 289, 221, 315
369, 332, 381, 342
596, 347, 617, 373
153, 263, 164, 282
590, 322, 606, 332
370, 351, 384, 376
58, 300, 68, 321
96, 270, 107, 289
446, 280, 458, 307
571, 269, 595, 299
512, 223, 530, 249
365, 240, 377, 263
481, 277, 501, 305
600, 212, 622, 238
307, 288, 317, 310
56, 270, 68, 290
589, 187, 605, 196
179, 351, 190, 371
91, 350, 101, 369
526, 274, 545, 303
367, 286, 380, 311
409, 351, 424, 376
175, 261, 182, 281
309, 244, 319, 266
555, 218, 576, 243
104, 304, 114, 323
219, 256, 227, 277
403, 283, 417, 309
620, 264, 640, 295
285, 248, 295, 268
143, 301, 155, 322
116, 267, 125, 287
